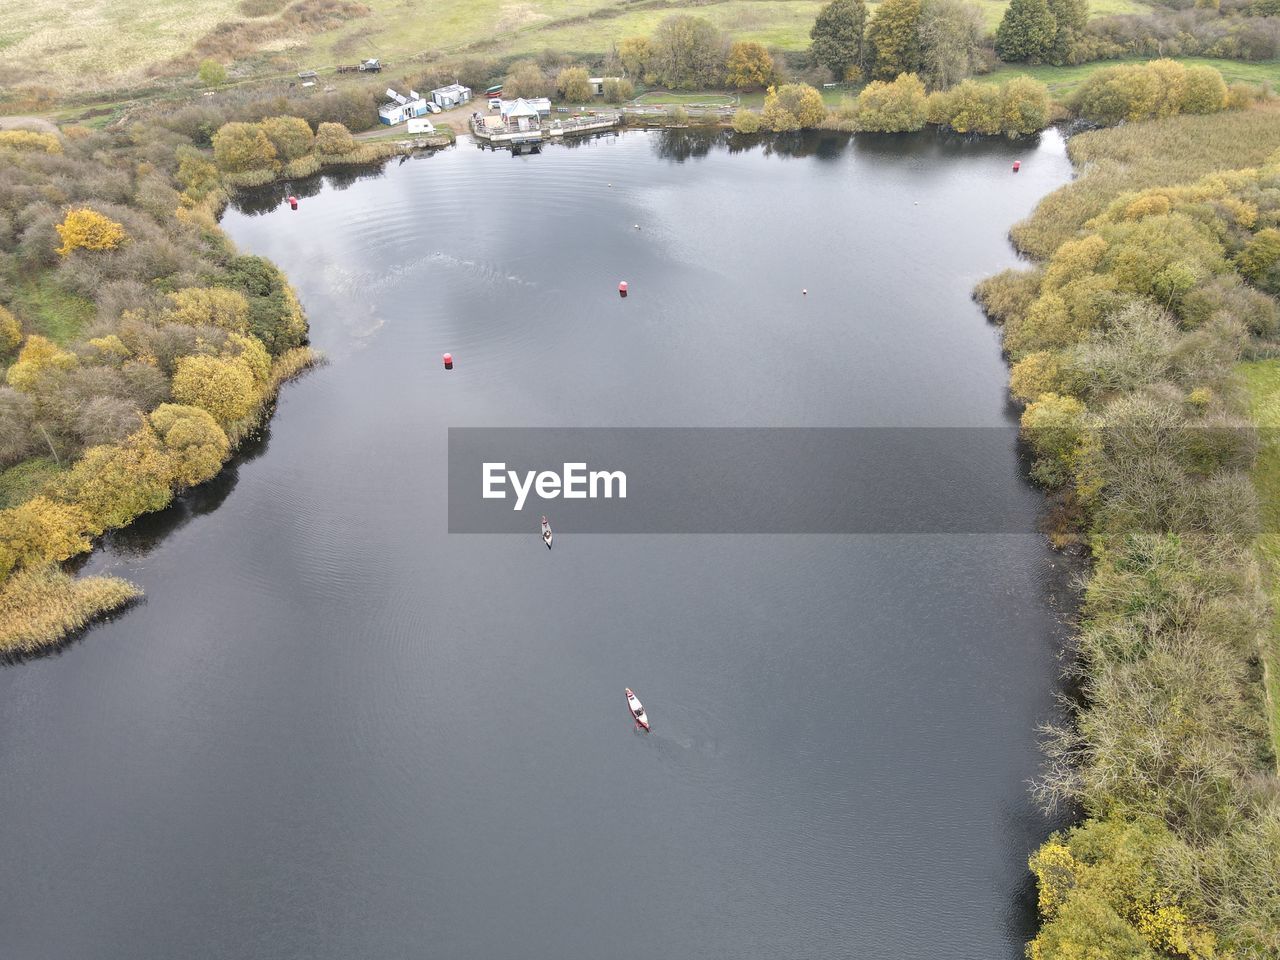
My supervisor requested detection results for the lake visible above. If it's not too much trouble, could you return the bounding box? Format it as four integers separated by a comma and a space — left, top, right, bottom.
0, 128, 1076, 959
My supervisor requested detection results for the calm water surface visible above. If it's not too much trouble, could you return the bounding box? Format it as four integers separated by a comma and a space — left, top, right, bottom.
0, 129, 1076, 959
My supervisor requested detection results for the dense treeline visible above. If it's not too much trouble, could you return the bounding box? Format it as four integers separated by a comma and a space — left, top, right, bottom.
500, 17, 780, 95
0, 121, 315, 651
209, 115, 407, 187
975, 106, 1280, 958
809, 0, 995, 85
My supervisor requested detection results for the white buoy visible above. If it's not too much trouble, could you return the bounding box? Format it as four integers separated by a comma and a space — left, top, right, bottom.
634, 224, 640, 230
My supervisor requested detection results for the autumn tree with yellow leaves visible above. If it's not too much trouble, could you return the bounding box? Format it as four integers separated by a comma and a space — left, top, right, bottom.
172, 354, 259, 425
54, 208, 127, 257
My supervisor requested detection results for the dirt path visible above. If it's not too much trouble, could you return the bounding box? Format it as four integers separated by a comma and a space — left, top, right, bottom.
0, 116, 58, 133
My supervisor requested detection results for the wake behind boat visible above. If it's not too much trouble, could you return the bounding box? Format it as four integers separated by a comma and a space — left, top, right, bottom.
541, 516, 553, 549
626, 687, 650, 732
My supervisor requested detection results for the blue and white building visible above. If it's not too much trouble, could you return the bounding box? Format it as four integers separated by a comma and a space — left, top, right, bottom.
378, 89, 430, 126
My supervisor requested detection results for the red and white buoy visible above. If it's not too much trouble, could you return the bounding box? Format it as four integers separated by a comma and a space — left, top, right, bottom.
618, 281, 628, 298
1012, 160, 1021, 173
288, 195, 298, 209
442, 352, 453, 370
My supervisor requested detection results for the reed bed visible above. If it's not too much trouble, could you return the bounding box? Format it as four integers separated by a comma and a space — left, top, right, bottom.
0, 567, 140, 656
1011, 103, 1280, 259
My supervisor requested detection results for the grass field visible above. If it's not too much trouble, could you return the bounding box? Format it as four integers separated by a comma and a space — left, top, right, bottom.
986, 56, 1280, 95
13, 277, 95, 344
1240, 358, 1280, 762
0, 458, 62, 509
0, 0, 1152, 96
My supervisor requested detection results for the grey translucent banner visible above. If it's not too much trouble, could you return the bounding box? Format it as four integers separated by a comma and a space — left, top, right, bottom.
447, 427, 1053, 533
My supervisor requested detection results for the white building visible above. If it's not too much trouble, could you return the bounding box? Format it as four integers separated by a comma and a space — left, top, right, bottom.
498, 97, 552, 129
406, 118, 435, 135
588, 77, 621, 96
499, 98, 542, 132
431, 83, 472, 109
378, 88, 429, 126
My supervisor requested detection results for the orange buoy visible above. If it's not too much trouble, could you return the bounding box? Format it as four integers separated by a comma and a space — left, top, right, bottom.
1012, 160, 1021, 173
442, 353, 453, 369
618, 281, 628, 298
288, 195, 298, 209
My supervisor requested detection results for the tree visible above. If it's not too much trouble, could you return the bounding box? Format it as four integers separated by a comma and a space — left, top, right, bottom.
260, 116, 314, 162
1146, 58, 1188, 118
149, 403, 230, 489
650, 15, 726, 89
809, 0, 869, 81
935, 79, 1002, 133
211, 121, 277, 172
1046, 0, 1088, 65
172, 355, 258, 425
732, 108, 762, 132
504, 60, 551, 99
918, 0, 986, 89
1009, 351, 1066, 401
999, 74, 1051, 134
6, 335, 76, 391
52, 430, 174, 535
1181, 65, 1227, 114
223, 333, 271, 384
314, 121, 356, 155
867, 0, 922, 80
54, 208, 127, 257
601, 77, 635, 103
618, 36, 653, 78
1071, 62, 1193, 125
0, 305, 20, 355
725, 41, 777, 90
175, 147, 221, 202
198, 59, 227, 87
1030, 891, 1154, 960
855, 72, 928, 131
1237, 228, 1280, 285
556, 66, 593, 102
1021, 392, 1088, 486
995, 0, 1057, 63
761, 83, 828, 131
0, 497, 91, 580
165, 287, 251, 334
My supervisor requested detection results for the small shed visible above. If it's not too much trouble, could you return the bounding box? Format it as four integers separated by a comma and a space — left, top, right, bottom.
406, 117, 435, 135
589, 77, 620, 96
431, 84, 472, 109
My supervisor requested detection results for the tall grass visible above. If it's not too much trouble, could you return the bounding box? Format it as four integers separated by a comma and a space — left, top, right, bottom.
1011, 103, 1280, 259
0, 457, 63, 509
0, 566, 140, 656
1241, 358, 1280, 759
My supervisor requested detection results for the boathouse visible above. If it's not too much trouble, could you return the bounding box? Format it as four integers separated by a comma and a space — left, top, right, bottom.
431, 83, 472, 109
